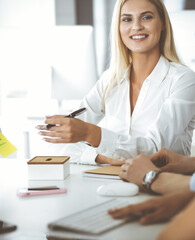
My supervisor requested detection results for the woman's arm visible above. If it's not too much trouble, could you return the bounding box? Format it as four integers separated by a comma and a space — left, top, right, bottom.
36, 71, 124, 165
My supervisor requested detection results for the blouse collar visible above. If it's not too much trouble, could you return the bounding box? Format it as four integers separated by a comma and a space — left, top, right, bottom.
123, 56, 170, 86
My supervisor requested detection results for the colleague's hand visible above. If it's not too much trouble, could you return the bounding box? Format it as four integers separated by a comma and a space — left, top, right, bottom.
151, 148, 195, 174
95, 154, 125, 166
36, 115, 101, 147
108, 191, 194, 225
119, 154, 159, 189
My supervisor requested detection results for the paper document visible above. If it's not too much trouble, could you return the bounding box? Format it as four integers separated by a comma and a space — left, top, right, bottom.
83, 166, 121, 180
0, 132, 17, 157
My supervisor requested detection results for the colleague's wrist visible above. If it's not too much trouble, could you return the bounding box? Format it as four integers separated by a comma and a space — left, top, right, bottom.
184, 157, 195, 173
142, 170, 162, 193
151, 172, 191, 195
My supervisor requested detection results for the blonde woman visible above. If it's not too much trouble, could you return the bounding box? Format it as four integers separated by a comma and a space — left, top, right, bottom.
38, 0, 195, 165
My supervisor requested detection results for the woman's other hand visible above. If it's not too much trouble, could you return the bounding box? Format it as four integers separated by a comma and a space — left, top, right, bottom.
95, 154, 125, 166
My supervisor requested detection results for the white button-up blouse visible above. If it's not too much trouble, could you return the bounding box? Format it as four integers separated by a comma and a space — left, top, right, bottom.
57, 56, 195, 165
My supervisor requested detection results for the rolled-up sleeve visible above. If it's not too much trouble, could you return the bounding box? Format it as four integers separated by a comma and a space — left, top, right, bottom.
57, 71, 108, 165
97, 128, 157, 158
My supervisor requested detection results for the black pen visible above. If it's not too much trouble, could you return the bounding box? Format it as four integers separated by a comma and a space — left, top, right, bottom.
43, 107, 87, 130
28, 186, 59, 191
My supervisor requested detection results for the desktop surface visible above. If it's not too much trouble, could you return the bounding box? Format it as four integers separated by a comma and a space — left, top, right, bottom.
0, 158, 166, 240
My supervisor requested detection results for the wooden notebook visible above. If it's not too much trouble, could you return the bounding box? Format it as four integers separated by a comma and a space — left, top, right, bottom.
83, 166, 121, 180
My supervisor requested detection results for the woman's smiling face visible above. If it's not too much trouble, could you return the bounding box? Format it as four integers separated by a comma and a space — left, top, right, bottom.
120, 0, 164, 56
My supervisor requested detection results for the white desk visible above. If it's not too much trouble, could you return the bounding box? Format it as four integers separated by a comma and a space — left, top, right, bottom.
0, 158, 166, 240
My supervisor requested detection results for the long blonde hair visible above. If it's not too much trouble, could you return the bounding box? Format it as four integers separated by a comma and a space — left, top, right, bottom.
103, 0, 181, 109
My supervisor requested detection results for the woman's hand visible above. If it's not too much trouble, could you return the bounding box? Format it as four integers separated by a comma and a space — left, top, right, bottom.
151, 148, 195, 174
37, 115, 101, 147
119, 154, 159, 189
108, 191, 194, 225
95, 154, 125, 166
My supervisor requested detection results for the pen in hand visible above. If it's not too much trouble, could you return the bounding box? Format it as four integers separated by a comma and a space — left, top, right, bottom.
42, 107, 87, 130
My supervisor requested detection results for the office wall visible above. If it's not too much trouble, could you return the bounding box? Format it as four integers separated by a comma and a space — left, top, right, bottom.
75, 0, 93, 25
0, 0, 55, 26
185, 0, 195, 8
163, 0, 195, 11
53, 0, 115, 77
55, 0, 76, 25
164, 0, 185, 11
93, 0, 116, 77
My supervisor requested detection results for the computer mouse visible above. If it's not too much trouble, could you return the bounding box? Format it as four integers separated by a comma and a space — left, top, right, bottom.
97, 181, 139, 197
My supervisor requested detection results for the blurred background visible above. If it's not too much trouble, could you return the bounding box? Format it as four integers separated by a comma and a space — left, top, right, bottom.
0, 0, 194, 159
